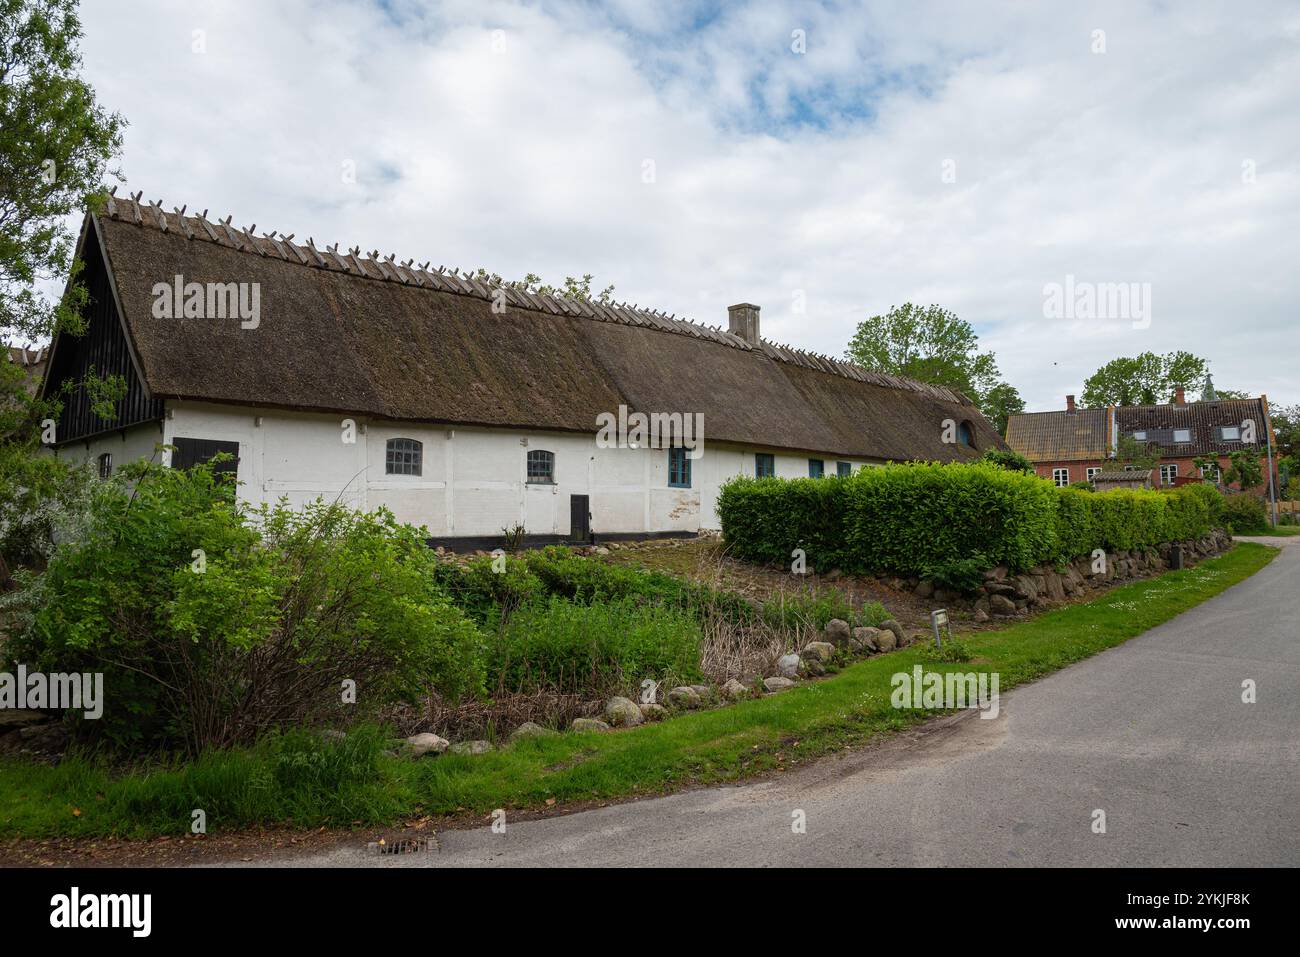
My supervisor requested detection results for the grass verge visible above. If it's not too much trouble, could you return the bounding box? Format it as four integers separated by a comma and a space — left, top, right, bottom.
0, 542, 1277, 840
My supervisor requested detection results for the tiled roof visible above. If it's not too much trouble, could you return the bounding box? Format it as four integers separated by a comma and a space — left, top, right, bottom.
1004, 407, 1108, 461
1117, 398, 1269, 457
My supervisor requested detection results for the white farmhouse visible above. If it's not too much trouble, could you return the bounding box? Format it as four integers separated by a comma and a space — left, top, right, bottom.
38, 194, 1003, 548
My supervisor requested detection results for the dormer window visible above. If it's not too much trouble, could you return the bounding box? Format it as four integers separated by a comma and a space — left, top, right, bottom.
1219, 425, 1240, 441
1173, 429, 1191, 443
385, 438, 422, 476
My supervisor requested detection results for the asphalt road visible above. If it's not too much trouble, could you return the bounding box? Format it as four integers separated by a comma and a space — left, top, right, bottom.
261, 538, 1299, 868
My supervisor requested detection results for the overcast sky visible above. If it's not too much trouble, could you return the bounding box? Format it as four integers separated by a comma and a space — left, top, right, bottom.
75, 0, 1299, 411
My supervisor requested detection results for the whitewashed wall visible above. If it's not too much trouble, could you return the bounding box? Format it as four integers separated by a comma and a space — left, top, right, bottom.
52, 420, 167, 475
74, 402, 874, 538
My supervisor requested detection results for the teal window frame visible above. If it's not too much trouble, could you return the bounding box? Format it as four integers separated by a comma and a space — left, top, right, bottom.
808, 458, 825, 478
668, 447, 691, 488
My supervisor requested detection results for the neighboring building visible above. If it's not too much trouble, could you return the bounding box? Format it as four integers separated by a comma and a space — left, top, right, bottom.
1006, 390, 1279, 495
5, 345, 49, 396
1091, 470, 1151, 492
38, 194, 1006, 548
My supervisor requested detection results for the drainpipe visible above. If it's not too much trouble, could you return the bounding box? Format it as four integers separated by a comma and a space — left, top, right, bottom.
1263, 397, 1279, 528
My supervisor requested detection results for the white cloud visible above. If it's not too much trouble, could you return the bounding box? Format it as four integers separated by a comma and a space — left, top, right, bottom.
75, 0, 1300, 409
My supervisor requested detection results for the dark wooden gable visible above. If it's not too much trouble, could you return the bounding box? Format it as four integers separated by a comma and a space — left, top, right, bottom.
44, 222, 163, 444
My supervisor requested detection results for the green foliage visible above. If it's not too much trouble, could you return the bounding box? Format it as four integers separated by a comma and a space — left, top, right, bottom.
933, 639, 972, 663
981, 448, 1035, 473
980, 382, 1025, 436
1115, 434, 1160, 471
7, 461, 484, 753
1222, 494, 1268, 535
759, 590, 887, 631
844, 302, 1002, 403
486, 597, 702, 696
1, 0, 124, 341
1081, 351, 1208, 408
719, 462, 1227, 578
469, 268, 614, 305
1223, 450, 1264, 492
921, 555, 988, 595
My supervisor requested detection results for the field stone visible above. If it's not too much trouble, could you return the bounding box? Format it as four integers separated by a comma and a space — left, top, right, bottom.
763, 676, 796, 693
851, 627, 881, 653
689, 684, 712, 700
450, 739, 493, 755
570, 717, 611, 733
776, 653, 802, 678
802, 641, 836, 662
800, 657, 826, 677
604, 696, 644, 727
509, 722, 559, 742
875, 628, 898, 653
989, 594, 1017, 616
973, 607, 990, 622
721, 678, 750, 701
405, 732, 450, 757
667, 686, 702, 709
639, 703, 668, 721
823, 618, 851, 645
879, 619, 907, 647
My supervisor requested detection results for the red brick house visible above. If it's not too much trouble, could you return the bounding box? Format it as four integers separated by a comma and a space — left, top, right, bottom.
1005, 389, 1280, 497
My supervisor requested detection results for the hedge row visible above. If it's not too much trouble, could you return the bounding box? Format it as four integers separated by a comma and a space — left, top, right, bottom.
716, 462, 1226, 576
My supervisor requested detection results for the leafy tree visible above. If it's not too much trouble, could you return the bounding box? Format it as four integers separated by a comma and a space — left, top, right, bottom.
470, 268, 615, 304
980, 381, 1025, 435
1269, 402, 1298, 460
981, 448, 1035, 474
1223, 450, 1263, 492
845, 302, 1002, 404
1, 0, 124, 343
1, 0, 125, 579
1080, 351, 1208, 408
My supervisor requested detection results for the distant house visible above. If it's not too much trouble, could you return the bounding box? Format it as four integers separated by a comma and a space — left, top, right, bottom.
37, 194, 1007, 548
1005, 391, 1279, 495
5, 345, 49, 396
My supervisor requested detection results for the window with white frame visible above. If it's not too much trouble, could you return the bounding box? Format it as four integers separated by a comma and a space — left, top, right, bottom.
527, 449, 555, 484
1173, 429, 1191, 443
1053, 467, 1070, 487
1160, 464, 1179, 485
385, 438, 422, 476
1219, 425, 1240, 441
1086, 467, 1101, 481
1200, 462, 1221, 482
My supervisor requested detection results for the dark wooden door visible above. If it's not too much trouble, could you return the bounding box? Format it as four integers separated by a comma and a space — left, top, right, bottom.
172, 437, 240, 480
569, 494, 590, 543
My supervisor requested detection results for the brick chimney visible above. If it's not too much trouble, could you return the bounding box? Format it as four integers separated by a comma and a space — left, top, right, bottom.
727, 303, 760, 346
1066, 394, 1076, 412
1173, 386, 1186, 406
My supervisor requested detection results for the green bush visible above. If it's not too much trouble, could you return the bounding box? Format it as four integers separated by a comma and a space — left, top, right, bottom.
486, 597, 702, 696
1222, 494, 1268, 534
7, 461, 484, 754
921, 554, 989, 595
719, 462, 1227, 578
981, 448, 1035, 473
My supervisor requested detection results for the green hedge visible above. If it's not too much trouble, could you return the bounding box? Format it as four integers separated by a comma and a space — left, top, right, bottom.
717, 463, 1225, 576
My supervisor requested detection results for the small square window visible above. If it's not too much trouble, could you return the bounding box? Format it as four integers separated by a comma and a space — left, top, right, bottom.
527, 449, 555, 483
755, 453, 775, 478
1132, 431, 1147, 441
1173, 429, 1191, 443
837, 461, 852, 477
1160, 464, 1179, 485
1220, 425, 1240, 441
668, 448, 691, 488
385, 438, 422, 476
1053, 467, 1070, 487
808, 458, 824, 478
1086, 467, 1101, 480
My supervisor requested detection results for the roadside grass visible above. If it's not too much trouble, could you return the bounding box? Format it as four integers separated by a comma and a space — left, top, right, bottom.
0, 543, 1277, 840
1249, 525, 1300, 537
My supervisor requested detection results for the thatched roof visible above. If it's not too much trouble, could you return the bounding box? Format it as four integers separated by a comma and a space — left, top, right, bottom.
85, 193, 1005, 461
